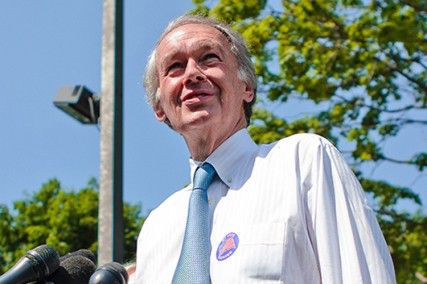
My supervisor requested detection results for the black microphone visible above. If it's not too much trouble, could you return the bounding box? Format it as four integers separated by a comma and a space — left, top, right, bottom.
89, 262, 128, 284
60, 249, 97, 265
0, 244, 59, 284
45, 254, 97, 284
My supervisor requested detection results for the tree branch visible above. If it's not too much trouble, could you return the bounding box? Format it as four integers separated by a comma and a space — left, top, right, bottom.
399, 0, 427, 14
381, 155, 413, 165
375, 56, 427, 93
392, 118, 427, 125
333, 94, 422, 114
413, 56, 427, 70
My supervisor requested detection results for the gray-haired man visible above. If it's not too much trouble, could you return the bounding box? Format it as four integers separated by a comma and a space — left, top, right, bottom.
135, 15, 395, 284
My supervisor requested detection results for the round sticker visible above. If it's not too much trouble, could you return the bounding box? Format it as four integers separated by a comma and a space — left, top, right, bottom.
216, 232, 239, 261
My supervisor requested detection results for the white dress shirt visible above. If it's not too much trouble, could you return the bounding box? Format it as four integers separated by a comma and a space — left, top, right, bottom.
136, 129, 395, 283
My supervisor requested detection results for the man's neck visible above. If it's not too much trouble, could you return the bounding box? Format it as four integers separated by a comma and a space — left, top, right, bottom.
184, 125, 246, 161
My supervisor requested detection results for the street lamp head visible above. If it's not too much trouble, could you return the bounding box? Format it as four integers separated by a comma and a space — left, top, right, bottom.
54, 85, 100, 124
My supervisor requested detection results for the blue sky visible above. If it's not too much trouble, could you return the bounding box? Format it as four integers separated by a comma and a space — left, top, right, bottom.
0, 1, 425, 215
0, 1, 194, 214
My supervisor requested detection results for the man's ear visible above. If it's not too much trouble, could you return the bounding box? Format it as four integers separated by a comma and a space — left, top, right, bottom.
243, 83, 255, 103
154, 103, 167, 122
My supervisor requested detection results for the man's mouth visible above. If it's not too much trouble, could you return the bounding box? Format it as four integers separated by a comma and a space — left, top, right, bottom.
180, 91, 213, 104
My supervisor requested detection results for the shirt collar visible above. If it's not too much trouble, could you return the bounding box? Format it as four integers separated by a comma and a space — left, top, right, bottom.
189, 128, 258, 188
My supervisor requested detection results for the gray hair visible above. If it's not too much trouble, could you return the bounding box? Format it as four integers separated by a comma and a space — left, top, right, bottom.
143, 15, 257, 124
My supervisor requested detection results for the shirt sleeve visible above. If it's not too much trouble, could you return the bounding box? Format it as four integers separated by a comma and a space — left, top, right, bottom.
304, 137, 396, 284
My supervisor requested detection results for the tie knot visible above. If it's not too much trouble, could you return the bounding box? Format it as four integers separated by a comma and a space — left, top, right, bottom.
193, 163, 216, 191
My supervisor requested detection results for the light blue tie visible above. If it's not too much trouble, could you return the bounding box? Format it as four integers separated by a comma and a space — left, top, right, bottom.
173, 163, 216, 284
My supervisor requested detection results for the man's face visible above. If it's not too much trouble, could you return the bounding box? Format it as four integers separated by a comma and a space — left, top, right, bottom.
154, 24, 254, 138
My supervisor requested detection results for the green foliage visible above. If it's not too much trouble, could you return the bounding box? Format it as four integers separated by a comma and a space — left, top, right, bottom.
378, 211, 427, 283
249, 108, 336, 144
193, 0, 426, 281
360, 174, 426, 282
0, 178, 144, 273
194, 0, 427, 168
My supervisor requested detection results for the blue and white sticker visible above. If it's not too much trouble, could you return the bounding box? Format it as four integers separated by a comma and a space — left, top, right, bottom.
216, 232, 239, 261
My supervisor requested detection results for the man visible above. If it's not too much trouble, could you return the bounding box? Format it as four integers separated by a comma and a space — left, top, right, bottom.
136, 15, 395, 283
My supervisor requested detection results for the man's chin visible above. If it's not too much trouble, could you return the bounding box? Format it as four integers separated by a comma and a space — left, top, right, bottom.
177, 114, 217, 131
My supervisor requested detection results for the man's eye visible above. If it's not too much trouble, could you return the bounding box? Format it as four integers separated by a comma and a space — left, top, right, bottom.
166, 62, 183, 74
202, 53, 220, 62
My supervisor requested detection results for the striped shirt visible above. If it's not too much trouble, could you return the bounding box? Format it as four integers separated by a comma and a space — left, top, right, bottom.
136, 129, 395, 283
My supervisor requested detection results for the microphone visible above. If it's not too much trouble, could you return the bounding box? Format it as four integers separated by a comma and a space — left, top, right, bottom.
0, 244, 59, 284
89, 262, 128, 284
60, 249, 97, 264
45, 254, 96, 284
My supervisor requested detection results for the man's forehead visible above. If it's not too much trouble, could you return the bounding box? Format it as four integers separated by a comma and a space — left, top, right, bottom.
157, 24, 229, 61
161, 39, 219, 56
158, 24, 228, 50
162, 23, 223, 40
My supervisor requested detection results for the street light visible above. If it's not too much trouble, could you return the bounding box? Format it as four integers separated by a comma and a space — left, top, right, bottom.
53, 85, 100, 124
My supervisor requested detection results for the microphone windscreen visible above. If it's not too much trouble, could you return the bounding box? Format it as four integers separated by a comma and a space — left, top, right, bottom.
60, 249, 96, 264
47, 255, 96, 284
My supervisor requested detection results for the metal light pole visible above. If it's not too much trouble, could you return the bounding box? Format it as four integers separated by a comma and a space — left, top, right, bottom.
98, 0, 124, 265
53, 0, 124, 264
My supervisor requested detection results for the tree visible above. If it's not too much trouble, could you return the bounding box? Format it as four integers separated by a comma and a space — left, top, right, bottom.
0, 178, 144, 274
191, 0, 426, 282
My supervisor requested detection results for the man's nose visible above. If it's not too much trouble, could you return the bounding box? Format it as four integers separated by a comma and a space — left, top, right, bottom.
183, 59, 206, 85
